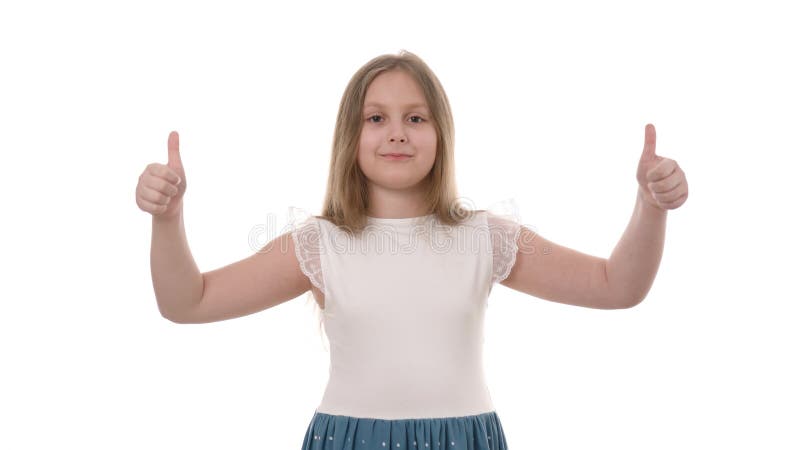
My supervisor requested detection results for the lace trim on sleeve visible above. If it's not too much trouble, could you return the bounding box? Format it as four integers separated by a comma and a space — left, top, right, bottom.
288, 206, 324, 292
486, 198, 523, 284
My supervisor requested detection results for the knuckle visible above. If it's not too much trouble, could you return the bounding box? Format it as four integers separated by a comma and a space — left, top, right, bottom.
152, 189, 166, 204
165, 180, 178, 195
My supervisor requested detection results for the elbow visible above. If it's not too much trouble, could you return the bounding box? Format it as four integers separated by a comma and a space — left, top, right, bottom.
162, 311, 199, 324
162, 312, 188, 324
605, 285, 644, 309
160, 301, 201, 324
618, 294, 645, 309
157, 302, 193, 324
603, 263, 646, 309
159, 308, 186, 324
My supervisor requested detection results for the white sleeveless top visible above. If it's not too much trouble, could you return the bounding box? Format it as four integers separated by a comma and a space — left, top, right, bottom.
289, 200, 522, 420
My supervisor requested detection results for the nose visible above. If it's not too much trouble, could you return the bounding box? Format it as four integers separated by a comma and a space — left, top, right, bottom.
388, 124, 406, 143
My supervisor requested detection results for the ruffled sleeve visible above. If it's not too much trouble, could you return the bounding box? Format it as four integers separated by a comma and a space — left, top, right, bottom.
486, 198, 523, 284
288, 206, 325, 293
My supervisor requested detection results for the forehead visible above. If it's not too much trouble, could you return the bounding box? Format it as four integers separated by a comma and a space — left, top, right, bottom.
363, 70, 429, 110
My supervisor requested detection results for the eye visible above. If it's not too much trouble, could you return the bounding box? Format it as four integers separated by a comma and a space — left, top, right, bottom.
366, 114, 426, 124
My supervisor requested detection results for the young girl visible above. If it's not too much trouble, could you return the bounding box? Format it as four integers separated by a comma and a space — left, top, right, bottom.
136, 50, 688, 449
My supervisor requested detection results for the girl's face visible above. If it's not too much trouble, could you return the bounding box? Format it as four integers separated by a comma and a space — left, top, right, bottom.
357, 69, 437, 197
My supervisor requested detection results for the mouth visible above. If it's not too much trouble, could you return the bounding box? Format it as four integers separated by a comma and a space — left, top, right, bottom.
381, 153, 413, 160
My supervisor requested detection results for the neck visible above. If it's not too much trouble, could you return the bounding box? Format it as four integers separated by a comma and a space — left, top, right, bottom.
366, 184, 429, 218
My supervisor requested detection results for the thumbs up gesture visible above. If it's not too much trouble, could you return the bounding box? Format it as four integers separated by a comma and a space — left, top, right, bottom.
135, 131, 187, 219
636, 124, 688, 211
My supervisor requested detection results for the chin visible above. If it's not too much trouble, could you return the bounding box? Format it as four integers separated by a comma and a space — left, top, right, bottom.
369, 174, 429, 190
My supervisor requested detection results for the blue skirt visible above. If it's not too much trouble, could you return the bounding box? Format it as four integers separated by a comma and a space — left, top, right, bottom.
301, 410, 509, 449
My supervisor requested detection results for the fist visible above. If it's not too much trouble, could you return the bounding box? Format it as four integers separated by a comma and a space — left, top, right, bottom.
636, 124, 688, 211
135, 131, 187, 218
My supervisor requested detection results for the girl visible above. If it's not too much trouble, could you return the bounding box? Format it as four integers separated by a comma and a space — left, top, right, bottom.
136, 50, 688, 449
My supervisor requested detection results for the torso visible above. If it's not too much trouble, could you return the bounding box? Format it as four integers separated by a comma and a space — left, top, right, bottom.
310, 209, 498, 419
307, 212, 490, 312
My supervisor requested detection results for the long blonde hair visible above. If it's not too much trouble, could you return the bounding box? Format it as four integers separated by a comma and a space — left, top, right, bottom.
307, 49, 478, 349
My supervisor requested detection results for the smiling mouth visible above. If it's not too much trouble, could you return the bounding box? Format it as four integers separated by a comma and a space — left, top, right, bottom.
382, 154, 413, 160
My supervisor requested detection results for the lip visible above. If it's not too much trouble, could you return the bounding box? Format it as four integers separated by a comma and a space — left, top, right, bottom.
381, 153, 413, 160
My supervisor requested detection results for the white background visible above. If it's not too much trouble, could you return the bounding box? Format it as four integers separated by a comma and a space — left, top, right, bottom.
2, 0, 797, 448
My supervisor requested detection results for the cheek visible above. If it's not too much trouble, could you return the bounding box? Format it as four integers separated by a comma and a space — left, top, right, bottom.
359, 129, 379, 150
355, 139, 373, 171
421, 130, 438, 157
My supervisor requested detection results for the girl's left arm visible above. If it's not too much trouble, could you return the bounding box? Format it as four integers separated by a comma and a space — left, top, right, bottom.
607, 123, 688, 307
499, 124, 687, 310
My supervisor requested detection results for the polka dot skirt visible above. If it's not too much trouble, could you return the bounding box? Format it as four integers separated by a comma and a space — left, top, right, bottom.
301, 410, 508, 449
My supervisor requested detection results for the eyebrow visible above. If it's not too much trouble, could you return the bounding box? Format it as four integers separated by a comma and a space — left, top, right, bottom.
363, 101, 429, 111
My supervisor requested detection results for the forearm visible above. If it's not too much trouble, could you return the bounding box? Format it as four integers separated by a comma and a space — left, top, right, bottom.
606, 186, 668, 307
150, 209, 204, 321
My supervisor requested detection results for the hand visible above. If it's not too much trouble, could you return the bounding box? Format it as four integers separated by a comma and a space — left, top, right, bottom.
636, 124, 688, 211
135, 131, 187, 219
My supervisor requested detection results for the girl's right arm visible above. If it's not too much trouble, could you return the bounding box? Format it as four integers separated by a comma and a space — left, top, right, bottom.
138, 131, 311, 324
150, 211, 309, 324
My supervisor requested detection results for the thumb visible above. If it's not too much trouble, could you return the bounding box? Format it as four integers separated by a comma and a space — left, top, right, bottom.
167, 130, 183, 173
640, 123, 657, 161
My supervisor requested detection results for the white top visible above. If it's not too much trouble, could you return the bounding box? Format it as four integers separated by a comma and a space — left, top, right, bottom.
289, 201, 522, 420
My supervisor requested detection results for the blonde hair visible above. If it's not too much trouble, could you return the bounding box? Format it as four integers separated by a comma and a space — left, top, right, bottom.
306, 49, 478, 350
